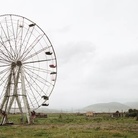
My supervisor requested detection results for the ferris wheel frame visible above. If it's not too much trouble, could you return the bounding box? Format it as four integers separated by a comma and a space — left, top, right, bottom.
0, 14, 57, 125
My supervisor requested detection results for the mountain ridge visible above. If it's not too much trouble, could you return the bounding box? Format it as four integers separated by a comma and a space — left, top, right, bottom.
34, 102, 138, 113
81, 102, 138, 113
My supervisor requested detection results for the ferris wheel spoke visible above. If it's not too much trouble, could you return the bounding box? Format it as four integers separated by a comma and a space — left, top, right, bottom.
0, 78, 7, 86
24, 69, 47, 96
0, 49, 13, 62
0, 55, 12, 63
0, 87, 6, 103
10, 15, 16, 48
0, 70, 9, 86
5, 17, 16, 57
23, 58, 56, 64
24, 68, 49, 87
0, 57, 11, 64
0, 68, 9, 77
25, 89, 36, 109
24, 66, 52, 84
0, 64, 10, 68
20, 26, 30, 53
24, 65, 51, 74
24, 75, 40, 108
15, 20, 25, 59
25, 78, 42, 102
18, 18, 24, 58
22, 46, 51, 61
18, 25, 32, 59
2, 19, 15, 58
21, 34, 44, 60
24, 66, 53, 86
14, 19, 20, 58
20, 26, 35, 59
27, 95, 35, 109
0, 67, 10, 75
27, 89, 39, 109
0, 39, 13, 61
0, 74, 9, 86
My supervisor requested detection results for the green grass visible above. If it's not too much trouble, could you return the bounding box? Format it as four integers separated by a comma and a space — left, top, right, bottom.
0, 113, 138, 138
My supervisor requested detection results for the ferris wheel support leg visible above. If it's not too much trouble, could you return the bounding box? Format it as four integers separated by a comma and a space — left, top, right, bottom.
21, 94, 31, 124
0, 97, 10, 125
21, 68, 31, 124
0, 97, 7, 113
0, 69, 12, 125
16, 97, 24, 122
0, 96, 10, 125
7, 67, 24, 123
0, 111, 8, 125
7, 67, 18, 113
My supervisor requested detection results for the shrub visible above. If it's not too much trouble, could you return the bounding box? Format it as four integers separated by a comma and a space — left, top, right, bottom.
125, 109, 138, 117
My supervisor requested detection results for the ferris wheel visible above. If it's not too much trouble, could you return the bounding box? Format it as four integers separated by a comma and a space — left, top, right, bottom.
0, 14, 57, 125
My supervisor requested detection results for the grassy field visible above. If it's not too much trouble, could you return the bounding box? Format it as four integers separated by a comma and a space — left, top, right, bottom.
0, 113, 138, 138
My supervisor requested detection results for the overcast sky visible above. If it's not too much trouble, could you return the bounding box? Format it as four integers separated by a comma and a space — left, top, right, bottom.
1, 0, 138, 110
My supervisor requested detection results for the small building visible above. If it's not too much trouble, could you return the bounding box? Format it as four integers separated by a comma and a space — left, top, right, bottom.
36, 113, 48, 118
112, 111, 121, 118
86, 111, 94, 117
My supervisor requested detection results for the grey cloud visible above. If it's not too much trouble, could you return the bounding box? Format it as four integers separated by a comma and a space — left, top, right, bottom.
57, 41, 96, 65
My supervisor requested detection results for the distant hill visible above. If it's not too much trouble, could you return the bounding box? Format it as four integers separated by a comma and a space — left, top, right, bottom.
81, 102, 131, 113
124, 102, 138, 109
36, 107, 61, 113
9, 102, 138, 114
34, 102, 138, 113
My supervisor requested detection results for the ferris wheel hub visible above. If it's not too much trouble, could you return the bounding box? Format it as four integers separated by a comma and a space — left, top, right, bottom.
11, 62, 16, 68
11, 61, 22, 68
16, 61, 22, 66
